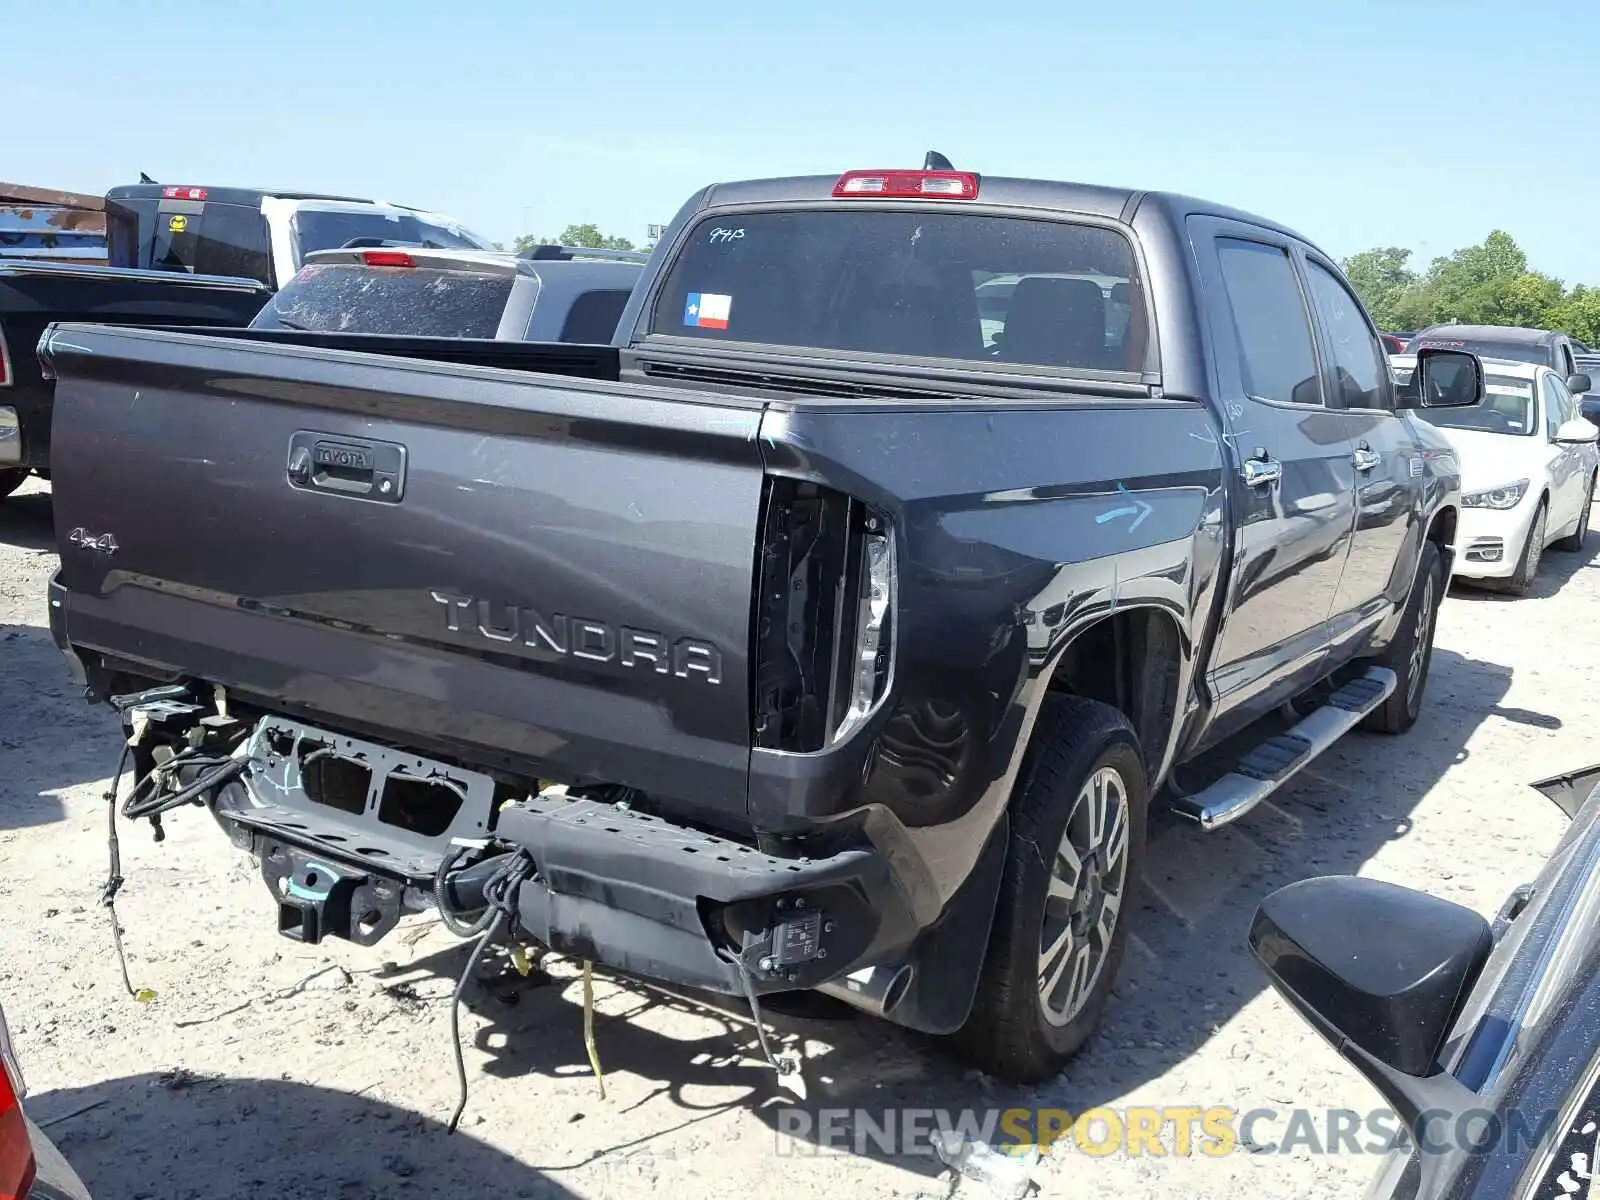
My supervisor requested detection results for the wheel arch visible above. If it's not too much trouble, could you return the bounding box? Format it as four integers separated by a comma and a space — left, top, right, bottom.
1039, 605, 1189, 789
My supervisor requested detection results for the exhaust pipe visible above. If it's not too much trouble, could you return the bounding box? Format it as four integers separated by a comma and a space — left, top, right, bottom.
816, 962, 914, 1018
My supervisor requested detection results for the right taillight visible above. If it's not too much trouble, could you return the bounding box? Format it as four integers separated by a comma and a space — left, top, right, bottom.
832, 518, 895, 744
752, 479, 895, 752
0, 1004, 36, 1200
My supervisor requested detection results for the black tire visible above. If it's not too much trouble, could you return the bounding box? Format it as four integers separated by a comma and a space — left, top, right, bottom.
0, 469, 27, 500
955, 694, 1147, 1083
1503, 498, 1548, 595
1553, 475, 1594, 552
1362, 538, 1442, 735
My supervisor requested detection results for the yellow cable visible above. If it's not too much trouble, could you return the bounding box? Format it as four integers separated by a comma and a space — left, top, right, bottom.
582, 960, 606, 1100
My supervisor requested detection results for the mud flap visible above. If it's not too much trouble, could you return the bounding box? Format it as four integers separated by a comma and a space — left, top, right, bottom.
878, 811, 1010, 1035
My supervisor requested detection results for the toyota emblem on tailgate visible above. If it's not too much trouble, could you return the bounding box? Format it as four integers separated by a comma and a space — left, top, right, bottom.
68, 527, 119, 555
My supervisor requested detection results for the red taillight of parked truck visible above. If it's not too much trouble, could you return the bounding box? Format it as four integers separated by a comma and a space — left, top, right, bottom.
0, 1006, 36, 1200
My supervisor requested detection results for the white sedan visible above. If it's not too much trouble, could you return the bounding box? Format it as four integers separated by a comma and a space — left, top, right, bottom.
1396, 356, 1599, 593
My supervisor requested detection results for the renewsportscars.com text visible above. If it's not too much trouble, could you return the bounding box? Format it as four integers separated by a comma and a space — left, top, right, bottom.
774, 1105, 1564, 1158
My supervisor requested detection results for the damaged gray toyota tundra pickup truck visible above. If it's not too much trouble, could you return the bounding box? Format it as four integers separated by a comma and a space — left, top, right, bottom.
42, 159, 1487, 1085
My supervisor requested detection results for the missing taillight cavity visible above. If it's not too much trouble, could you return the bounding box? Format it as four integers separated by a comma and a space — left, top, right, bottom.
753, 481, 895, 752
378, 775, 464, 837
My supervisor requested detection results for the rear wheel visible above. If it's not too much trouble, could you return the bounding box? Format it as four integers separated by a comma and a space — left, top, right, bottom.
0, 469, 27, 500
1503, 499, 1548, 595
1362, 539, 1442, 735
956, 694, 1147, 1083
1554, 474, 1594, 552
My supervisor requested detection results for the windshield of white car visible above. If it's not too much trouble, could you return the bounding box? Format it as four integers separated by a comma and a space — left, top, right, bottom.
291, 210, 491, 264
1418, 374, 1536, 435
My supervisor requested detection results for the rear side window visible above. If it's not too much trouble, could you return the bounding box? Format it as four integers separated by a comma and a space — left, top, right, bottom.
252, 264, 513, 338
650, 211, 1147, 373
556, 288, 632, 343
1216, 239, 1323, 406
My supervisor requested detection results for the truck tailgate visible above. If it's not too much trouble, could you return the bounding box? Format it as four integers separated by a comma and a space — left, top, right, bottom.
43, 324, 765, 819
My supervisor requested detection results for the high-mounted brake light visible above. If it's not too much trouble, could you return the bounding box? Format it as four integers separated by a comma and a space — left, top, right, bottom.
360, 250, 416, 268
161, 186, 207, 200
832, 170, 979, 200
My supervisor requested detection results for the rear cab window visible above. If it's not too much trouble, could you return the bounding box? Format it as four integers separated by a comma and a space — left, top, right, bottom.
117, 200, 272, 283
253, 264, 514, 338
647, 210, 1148, 374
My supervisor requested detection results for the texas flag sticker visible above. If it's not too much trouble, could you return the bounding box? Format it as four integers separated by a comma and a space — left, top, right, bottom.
684, 292, 732, 330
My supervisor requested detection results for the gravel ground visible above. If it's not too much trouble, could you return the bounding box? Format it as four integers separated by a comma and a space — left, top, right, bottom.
1, 473, 1591, 1200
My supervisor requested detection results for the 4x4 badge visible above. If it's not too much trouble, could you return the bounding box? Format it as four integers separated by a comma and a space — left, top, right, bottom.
68, 527, 118, 555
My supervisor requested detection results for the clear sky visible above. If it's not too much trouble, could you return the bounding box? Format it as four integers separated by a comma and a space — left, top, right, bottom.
6, 0, 1595, 283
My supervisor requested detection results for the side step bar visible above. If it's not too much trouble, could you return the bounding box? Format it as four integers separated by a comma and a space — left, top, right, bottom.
1172, 666, 1398, 831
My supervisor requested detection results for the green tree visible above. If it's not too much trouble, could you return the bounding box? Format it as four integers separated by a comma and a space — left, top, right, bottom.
1341, 247, 1417, 329
513, 223, 636, 254
1423, 230, 1530, 323
1550, 286, 1600, 346
1344, 230, 1585, 335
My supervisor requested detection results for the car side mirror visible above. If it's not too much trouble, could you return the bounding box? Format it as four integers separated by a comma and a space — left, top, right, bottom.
1396, 348, 1484, 410
1566, 373, 1592, 395
1554, 418, 1599, 445
1249, 875, 1489, 1133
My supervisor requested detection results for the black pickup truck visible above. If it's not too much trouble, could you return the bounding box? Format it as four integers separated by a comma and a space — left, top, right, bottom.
41, 160, 1484, 1084
0, 262, 270, 497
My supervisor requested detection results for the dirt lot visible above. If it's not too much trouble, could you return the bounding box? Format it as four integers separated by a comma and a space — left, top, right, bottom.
1, 473, 1591, 1200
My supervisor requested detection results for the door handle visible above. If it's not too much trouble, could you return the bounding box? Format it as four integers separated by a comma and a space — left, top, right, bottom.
1353, 444, 1381, 473
286, 431, 408, 503
1242, 456, 1282, 488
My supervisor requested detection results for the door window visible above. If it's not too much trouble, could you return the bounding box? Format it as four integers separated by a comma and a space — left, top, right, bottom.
1215, 239, 1323, 406
1305, 259, 1390, 409
1544, 375, 1572, 439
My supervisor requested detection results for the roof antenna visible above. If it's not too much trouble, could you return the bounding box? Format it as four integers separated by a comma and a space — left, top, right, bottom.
139, 171, 158, 184
923, 150, 953, 171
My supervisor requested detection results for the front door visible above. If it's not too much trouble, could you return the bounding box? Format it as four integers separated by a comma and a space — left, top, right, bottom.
1300, 253, 1425, 658
1190, 221, 1358, 739
1542, 373, 1586, 532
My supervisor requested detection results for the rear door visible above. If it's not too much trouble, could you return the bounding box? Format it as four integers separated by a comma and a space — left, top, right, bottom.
1189, 218, 1358, 733
1299, 251, 1424, 653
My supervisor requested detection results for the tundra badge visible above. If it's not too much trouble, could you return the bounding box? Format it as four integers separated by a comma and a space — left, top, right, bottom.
430, 590, 724, 684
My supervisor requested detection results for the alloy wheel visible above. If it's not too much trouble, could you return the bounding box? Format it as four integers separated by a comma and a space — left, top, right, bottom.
1038, 766, 1130, 1026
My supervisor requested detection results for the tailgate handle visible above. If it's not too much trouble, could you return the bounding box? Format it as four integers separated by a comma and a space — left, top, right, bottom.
287, 431, 407, 503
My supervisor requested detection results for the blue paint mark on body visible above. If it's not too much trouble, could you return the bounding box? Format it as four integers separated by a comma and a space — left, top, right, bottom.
1095, 482, 1153, 532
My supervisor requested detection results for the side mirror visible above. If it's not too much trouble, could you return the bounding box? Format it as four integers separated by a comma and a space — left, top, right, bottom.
1249, 875, 1489, 1131
1554, 418, 1599, 445
1397, 348, 1484, 410
1530, 760, 1600, 819
1567, 373, 1592, 395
